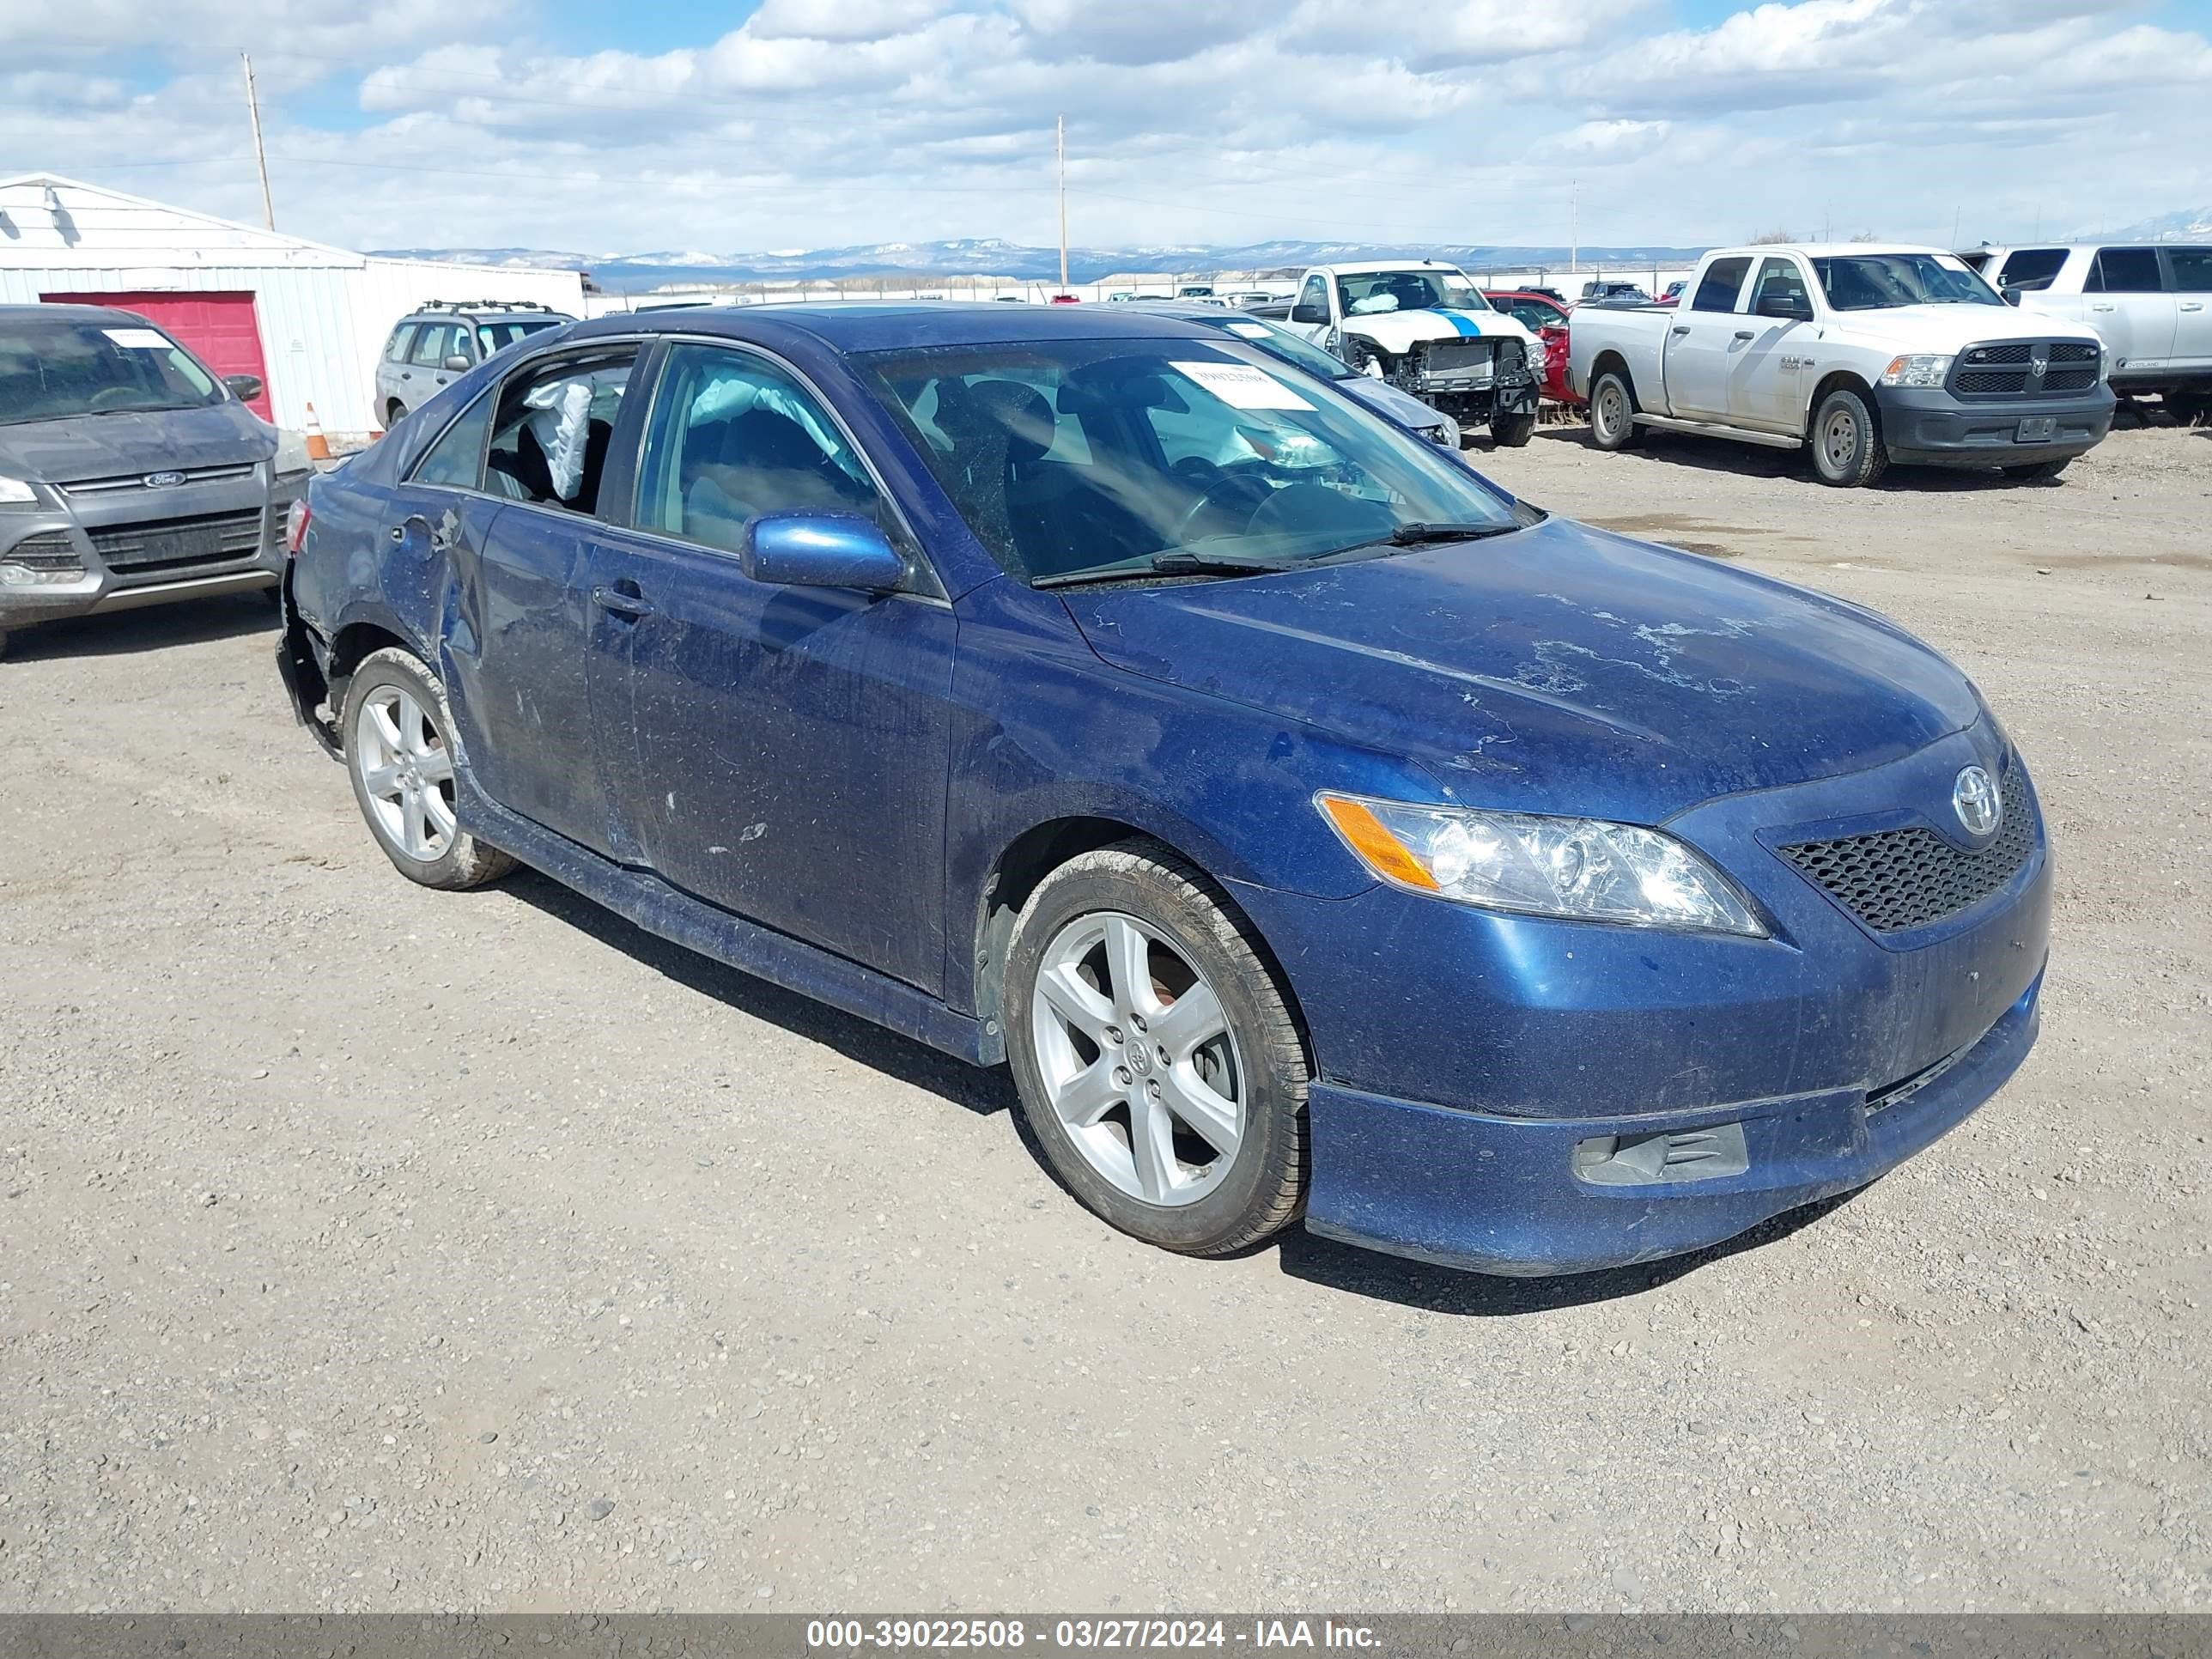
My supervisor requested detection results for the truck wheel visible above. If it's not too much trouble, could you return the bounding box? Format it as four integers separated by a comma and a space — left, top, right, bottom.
342, 646, 516, 890
2002, 459, 2071, 482
1004, 840, 1309, 1258
1810, 386, 1889, 487
1589, 372, 1640, 451
1490, 409, 1538, 448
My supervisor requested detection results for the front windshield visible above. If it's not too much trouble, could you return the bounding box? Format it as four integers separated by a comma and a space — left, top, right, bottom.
0, 317, 223, 425
1334, 270, 1484, 317
1813, 252, 2003, 310
1214, 317, 1355, 381
856, 338, 1523, 586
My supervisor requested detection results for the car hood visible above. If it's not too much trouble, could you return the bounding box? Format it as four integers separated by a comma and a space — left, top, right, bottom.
1339, 307, 1537, 355
1339, 375, 1449, 434
1064, 516, 1981, 823
0, 400, 274, 484
1825, 304, 2103, 351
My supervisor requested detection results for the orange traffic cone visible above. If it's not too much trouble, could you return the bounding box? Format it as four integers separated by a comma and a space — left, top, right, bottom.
302, 401, 332, 462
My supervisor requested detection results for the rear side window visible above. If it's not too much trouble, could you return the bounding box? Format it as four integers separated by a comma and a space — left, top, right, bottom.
1690, 258, 1752, 313
410, 390, 495, 489
635, 343, 882, 557
2166, 249, 2212, 293
1996, 248, 2068, 291
384, 325, 418, 364
483, 350, 635, 515
2088, 248, 2163, 293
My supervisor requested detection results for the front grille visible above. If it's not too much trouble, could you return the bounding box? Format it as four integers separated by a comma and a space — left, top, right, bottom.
1950, 340, 2101, 399
1778, 766, 2035, 933
3, 532, 84, 573
88, 509, 265, 581
1421, 337, 1499, 375
60, 463, 259, 496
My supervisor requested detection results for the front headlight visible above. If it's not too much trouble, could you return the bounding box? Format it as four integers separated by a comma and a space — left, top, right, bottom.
1880, 354, 1953, 388
272, 429, 313, 481
0, 475, 40, 506
1317, 793, 1767, 936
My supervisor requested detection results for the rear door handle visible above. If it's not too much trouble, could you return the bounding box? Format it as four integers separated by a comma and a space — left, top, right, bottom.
2091, 302, 2115, 312
1670, 325, 1692, 337
592, 581, 656, 619
2182, 301, 2205, 312
1733, 330, 1755, 341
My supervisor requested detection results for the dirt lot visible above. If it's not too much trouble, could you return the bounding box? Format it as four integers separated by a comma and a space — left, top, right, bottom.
2, 425, 2207, 1613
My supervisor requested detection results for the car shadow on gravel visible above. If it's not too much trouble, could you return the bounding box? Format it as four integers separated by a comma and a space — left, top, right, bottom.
1272, 1188, 1862, 1313
3, 590, 279, 661
1529, 423, 2083, 492
503, 869, 1017, 1120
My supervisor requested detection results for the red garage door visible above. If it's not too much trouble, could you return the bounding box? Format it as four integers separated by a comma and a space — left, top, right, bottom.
40, 289, 274, 422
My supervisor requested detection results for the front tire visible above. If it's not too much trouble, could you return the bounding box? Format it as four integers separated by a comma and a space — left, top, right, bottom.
341, 647, 515, 890
1589, 371, 1640, 450
1005, 842, 1308, 1257
1490, 408, 1538, 448
1810, 386, 1889, 487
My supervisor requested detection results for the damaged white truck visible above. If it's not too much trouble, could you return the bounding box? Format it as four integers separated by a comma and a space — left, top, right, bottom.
1251, 261, 1542, 447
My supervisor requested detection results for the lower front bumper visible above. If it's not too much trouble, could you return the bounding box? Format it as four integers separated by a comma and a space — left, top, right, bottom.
1415, 375, 1540, 424
1875, 385, 2114, 467
1303, 970, 2043, 1277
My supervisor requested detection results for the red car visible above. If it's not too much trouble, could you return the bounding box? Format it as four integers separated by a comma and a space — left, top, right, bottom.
1483, 289, 1577, 406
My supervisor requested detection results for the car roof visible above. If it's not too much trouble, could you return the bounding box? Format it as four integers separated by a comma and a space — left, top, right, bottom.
554, 301, 1232, 353
0, 302, 152, 325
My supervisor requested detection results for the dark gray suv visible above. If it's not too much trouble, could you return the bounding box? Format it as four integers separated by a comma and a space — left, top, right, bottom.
0, 305, 307, 659
374, 301, 573, 428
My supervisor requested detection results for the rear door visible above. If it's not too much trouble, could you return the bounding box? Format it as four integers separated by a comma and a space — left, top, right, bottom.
2165, 247, 2212, 377
588, 339, 957, 990
2084, 246, 2178, 379
1661, 255, 1753, 419
433, 343, 645, 857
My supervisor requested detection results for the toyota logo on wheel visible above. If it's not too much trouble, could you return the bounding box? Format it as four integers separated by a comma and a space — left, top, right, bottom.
1953, 766, 2002, 838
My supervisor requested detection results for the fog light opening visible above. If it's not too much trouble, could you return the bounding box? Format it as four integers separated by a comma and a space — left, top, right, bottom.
1571, 1122, 1749, 1188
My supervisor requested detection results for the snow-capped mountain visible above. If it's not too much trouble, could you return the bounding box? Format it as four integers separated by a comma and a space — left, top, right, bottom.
2087, 208, 2212, 243
369, 237, 1710, 290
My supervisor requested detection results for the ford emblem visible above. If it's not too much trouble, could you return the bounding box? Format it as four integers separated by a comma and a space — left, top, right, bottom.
1953, 766, 2002, 838
143, 471, 185, 488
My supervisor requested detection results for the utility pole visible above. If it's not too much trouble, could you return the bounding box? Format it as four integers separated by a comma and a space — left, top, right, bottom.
242, 52, 275, 231
1056, 115, 1069, 296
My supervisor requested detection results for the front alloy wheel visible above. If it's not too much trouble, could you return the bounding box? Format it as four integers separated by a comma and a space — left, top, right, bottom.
1005, 842, 1308, 1256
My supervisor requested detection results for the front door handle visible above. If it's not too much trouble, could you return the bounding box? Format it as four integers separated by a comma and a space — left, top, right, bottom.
2182, 301, 2205, 312
592, 581, 657, 619
1670, 325, 1692, 337
2091, 302, 2115, 312
1733, 330, 1755, 341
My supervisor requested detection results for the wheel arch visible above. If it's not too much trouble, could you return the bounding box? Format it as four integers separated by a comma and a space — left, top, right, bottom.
1589, 349, 1638, 406
1806, 368, 1877, 439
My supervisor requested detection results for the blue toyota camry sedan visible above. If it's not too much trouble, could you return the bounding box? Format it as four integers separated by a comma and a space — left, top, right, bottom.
276, 303, 2050, 1276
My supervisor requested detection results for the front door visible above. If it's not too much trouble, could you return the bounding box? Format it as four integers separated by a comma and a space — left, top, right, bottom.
428, 344, 642, 857
593, 341, 957, 992
1732, 256, 1817, 432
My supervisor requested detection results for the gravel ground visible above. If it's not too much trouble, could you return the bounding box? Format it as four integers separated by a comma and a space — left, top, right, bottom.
1, 425, 2207, 1613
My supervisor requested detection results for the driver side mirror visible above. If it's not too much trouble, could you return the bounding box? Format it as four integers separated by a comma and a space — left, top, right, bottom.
442, 354, 472, 373
2001, 286, 2022, 307
741, 514, 904, 592
222, 374, 263, 401
1756, 293, 1813, 322
1291, 301, 1330, 325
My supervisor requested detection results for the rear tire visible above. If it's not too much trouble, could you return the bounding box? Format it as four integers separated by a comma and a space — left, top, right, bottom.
1588, 371, 1640, 450
1810, 386, 1889, 487
341, 646, 515, 890
2002, 459, 2071, 482
1004, 841, 1308, 1258
1490, 409, 1538, 448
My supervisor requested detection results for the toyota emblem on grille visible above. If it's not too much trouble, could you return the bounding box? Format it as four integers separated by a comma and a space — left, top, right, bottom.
143, 471, 185, 488
1953, 766, 2002, 837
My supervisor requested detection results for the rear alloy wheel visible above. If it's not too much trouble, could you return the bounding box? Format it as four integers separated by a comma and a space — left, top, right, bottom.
1589, 371, 1640, 451
342, 647, 515, 890
1810, 386, 1889, 487
1490, 408, 1538, 448
1006, 842, 1308, 1256
2002, 459, 2071, 482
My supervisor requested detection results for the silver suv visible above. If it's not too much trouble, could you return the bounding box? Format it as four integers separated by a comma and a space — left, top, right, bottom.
374, 301, 572, 428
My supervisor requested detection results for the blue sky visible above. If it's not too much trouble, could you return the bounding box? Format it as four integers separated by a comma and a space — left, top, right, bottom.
4, 0, 2209, 255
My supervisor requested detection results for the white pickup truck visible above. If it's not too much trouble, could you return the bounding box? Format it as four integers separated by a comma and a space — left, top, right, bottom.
1567, 243, 2116, 485
1249, 261, 1541, 446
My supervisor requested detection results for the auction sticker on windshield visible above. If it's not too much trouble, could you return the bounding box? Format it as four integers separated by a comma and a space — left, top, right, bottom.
101, 328, 174, 349
1173, 361, 1314, 410
1225, 322, 1272, 339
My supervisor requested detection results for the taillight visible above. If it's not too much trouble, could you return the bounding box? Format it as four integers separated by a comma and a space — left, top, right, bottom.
284, 497, 311, 556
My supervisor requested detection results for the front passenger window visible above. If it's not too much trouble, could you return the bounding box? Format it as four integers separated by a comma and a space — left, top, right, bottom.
634, 343, 883, 557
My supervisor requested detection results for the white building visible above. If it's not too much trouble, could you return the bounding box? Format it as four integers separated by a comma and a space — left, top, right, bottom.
0, 173, 585, 441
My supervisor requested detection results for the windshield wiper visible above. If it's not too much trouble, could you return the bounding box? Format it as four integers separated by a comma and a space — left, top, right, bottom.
1031, 549, 1302, 589
1310, 520, 1522, 564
